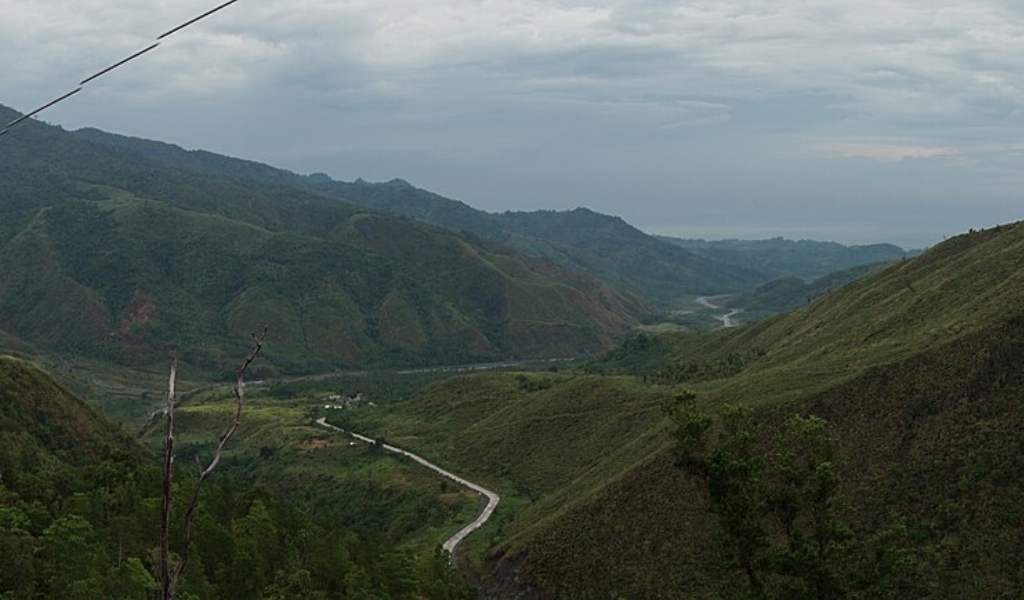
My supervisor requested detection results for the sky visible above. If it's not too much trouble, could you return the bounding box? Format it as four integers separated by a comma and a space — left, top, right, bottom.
1, 0, 1022, 248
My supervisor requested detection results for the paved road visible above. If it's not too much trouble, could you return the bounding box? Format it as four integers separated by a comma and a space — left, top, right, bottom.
315, 418, 500, 557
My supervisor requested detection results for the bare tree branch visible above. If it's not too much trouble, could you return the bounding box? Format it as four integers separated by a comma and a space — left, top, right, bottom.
160, 327, 267, 599
159, 359, 177, 600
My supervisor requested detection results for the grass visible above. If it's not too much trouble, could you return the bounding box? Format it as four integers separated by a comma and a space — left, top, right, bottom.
130, 371, 492, 555
335, 372, 674, 567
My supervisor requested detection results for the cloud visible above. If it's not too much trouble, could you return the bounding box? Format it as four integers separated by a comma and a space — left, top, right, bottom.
5, 0, 1022, 133
1, 0, 1022, 246
813, 140, 959, 163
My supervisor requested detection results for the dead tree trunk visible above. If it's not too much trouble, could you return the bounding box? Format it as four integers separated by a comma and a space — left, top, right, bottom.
160, 327, 266, 600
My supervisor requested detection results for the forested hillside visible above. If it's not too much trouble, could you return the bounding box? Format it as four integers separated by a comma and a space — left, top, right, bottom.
0, 104, 649, 373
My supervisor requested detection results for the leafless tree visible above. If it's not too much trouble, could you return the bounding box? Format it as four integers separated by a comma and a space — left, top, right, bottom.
160, 327, 267, 600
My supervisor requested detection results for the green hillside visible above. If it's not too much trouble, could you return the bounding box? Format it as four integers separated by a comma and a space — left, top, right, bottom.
697, 262, 891, 323
71, 128, 772, 304
0, 355, 140, 466
0, 104, 649, 373
344, 221, 1024, 597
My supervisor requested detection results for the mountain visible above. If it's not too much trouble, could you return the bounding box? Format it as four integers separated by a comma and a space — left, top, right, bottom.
0, 104, 649, 373
659, 235, 911, 281
351, 221, 1024, 597
72, 128, 769, 304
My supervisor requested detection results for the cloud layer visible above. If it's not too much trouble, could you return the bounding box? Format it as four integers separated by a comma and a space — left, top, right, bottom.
2, 0, 1022, 245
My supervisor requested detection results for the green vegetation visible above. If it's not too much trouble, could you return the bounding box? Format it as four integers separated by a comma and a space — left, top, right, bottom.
318, 222, 1024, 598
0, 355, 474, 598
667, 394, 914, 599
0, 105, 648, 374
155, 377, 484, 552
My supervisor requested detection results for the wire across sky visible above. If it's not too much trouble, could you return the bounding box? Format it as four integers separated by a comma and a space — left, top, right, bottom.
0, 0, 241, 137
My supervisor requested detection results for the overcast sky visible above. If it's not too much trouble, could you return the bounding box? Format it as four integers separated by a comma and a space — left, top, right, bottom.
2, 0, 1022, 247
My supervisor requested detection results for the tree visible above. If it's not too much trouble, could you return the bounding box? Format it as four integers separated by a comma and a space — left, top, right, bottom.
666, 392, 910, 599
160, 327, 266, 599
667, 393, 768, 594
0, 522, 37, 597
39, 514, 104, 598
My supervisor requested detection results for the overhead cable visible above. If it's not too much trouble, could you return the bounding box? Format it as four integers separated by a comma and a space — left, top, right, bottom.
1, 0, 242, 138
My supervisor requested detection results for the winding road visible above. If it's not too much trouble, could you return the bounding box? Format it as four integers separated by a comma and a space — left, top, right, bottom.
314, 418, 500, 557
696, 295, 743, 328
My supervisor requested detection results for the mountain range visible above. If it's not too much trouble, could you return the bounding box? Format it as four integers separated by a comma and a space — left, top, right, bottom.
0, 102, 910, 373
0, 104, 652, 373
72, 126, 909, 306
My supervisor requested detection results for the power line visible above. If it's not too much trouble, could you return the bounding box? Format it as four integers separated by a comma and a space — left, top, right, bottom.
80, 43, 161, 86
158, 0, 240, 41
1, 0, 242, 138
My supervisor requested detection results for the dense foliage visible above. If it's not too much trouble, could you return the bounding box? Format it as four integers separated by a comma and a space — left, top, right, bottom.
0, 356, 473, 599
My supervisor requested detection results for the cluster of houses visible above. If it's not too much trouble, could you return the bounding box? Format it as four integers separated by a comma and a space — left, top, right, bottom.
323, 392, 376, 410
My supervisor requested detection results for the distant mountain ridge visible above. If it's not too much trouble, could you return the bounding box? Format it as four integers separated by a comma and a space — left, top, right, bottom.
659, 235, 910, 281
72, 128, 810, 305
0, 103, 649, 373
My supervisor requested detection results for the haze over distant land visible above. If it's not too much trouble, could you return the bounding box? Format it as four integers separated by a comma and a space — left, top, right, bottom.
2, 1, 1021, 248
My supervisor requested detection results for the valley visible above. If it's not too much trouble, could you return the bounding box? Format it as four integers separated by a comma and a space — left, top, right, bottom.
3, 103, 1023, 598
695, 295, 743, 328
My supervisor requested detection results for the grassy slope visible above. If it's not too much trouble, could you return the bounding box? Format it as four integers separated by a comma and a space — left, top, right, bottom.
511, 222, 1024, 597
515, 312, 1024, 598
328, 372, 674, 566
0, 355, 143, 466
359, 222, 1024, 597
137, 373, 490, 554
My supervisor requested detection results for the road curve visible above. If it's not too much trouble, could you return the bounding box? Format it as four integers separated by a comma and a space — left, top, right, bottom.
696, 295, 742, 328
315, 418, 500, 557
